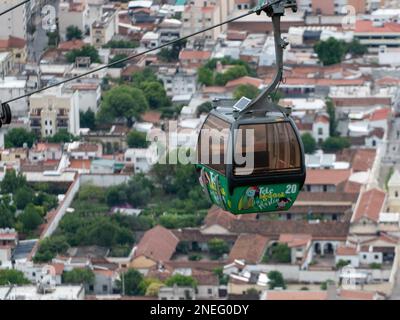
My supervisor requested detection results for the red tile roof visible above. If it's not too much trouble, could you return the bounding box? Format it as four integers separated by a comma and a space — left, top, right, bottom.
225, 76, 263, 89
58, 39, 85, 51
134, 225, 179, 262
336, 246, 357, 256
228, 234, 268, 264
305, 169, 351, 186
352, 188, 386, 223
204, 206, 236, 230
355, 20, 400, 33
351, 149, 376, 172
370, 108, 391, 121
339, 290, 376, 300
179, 50, 211, 61
141, 111, 161, 124
0, 36, 26, 49
279, 234, 312, 248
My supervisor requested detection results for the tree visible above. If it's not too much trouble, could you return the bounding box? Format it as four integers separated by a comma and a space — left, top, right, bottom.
105, 185, 127, 207
127, 130, 149, 148
140, 81, 170, 109
0, 270, 30, 285
66, 25, 83, 41
222, 65, 248, 83
131, 68, 158, 87
196, 101, 213, 117
1, 169, 28, 194
33, 235, 69, 263
336, 259, 351, 269
14, 187, 34, 210
19, 204, 43, 233
66, 45, 100, 64
314, 37, 346, 66
346, 39, 367, 56
117, 269, 144, 296
146, 282, 164, 296
63, 268, 95, 286
322, 137, 350, 153
138, 277, 163, 296
270, 243, 291, 263
198, 67, 214, 86
301, 133, 317, 154
165, 274, 197, 288
156, 41, 186, 62
268, 270, 286, 289
5, 128, 36, 148
99, 85, 149, 126
320, 279, 335, 290
208, 238, 229, 259
326, 98, 337, 137
234, 84, 260, 100
47, 31, 59, 47
47, 129, 77, 143
125, 174, 153, 207
109, 54, 128, 68
103, 40, 139, 49
0, 202, 16, 228
80, 109, 96, 130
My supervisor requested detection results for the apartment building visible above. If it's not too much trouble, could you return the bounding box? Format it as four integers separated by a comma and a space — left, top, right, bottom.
59, 0, 90, 41
298, 0, 367, 14
157, 67, 197, 97
182, 0, 235, 44
91, 8, 119, 48
354, 19, 400, 52
29, 86, 80, 138
0, 0, 27, 40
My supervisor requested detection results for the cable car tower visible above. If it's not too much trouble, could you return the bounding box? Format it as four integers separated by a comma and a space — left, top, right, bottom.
196, 0, 306, 215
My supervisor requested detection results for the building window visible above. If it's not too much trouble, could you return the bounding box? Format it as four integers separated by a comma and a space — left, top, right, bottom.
207, 288, 212, 294
318, 128, 323, 135
374, 255, 379, 260
102, 285, 108, 292
396, 191, 399, 198
323, 185, 328, 192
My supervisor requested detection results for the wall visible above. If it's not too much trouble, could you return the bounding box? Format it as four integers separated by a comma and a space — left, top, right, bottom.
42, 174, 81, 238
299, 270, 337, 283
80, 174, 130, 187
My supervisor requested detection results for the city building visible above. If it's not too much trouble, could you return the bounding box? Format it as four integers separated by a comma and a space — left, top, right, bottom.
91, 8, 119, 48
0, 0, 27, 40
29, 86, 80, 138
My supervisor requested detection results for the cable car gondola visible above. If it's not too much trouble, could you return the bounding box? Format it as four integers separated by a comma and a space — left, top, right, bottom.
196, 0, 306, 215
0, 102, 12, 128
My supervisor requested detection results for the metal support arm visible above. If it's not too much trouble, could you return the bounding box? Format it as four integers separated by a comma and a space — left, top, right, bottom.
240, 0, 297, 115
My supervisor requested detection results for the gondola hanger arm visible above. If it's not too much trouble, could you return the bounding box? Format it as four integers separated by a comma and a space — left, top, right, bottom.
240, 0, 298, 116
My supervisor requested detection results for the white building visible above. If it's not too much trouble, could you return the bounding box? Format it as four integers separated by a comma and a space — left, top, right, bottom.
378, 46, 400, 66
158, 67, 197, 98
0, 52, 14, 78
58, 0, 90, 41
91, 8, 119, 48
312, 114, 330, 144
29, 86, 80, 137
64, 81, 101, 113
0, 285, 85, 300
0, 77, 27, 117
182, 0, 235, 44
157, 18, 182, 45
140, 31, 160, 49
124, 144, 158, 174
0, 0, 27, 40
387, 170, 400, 213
